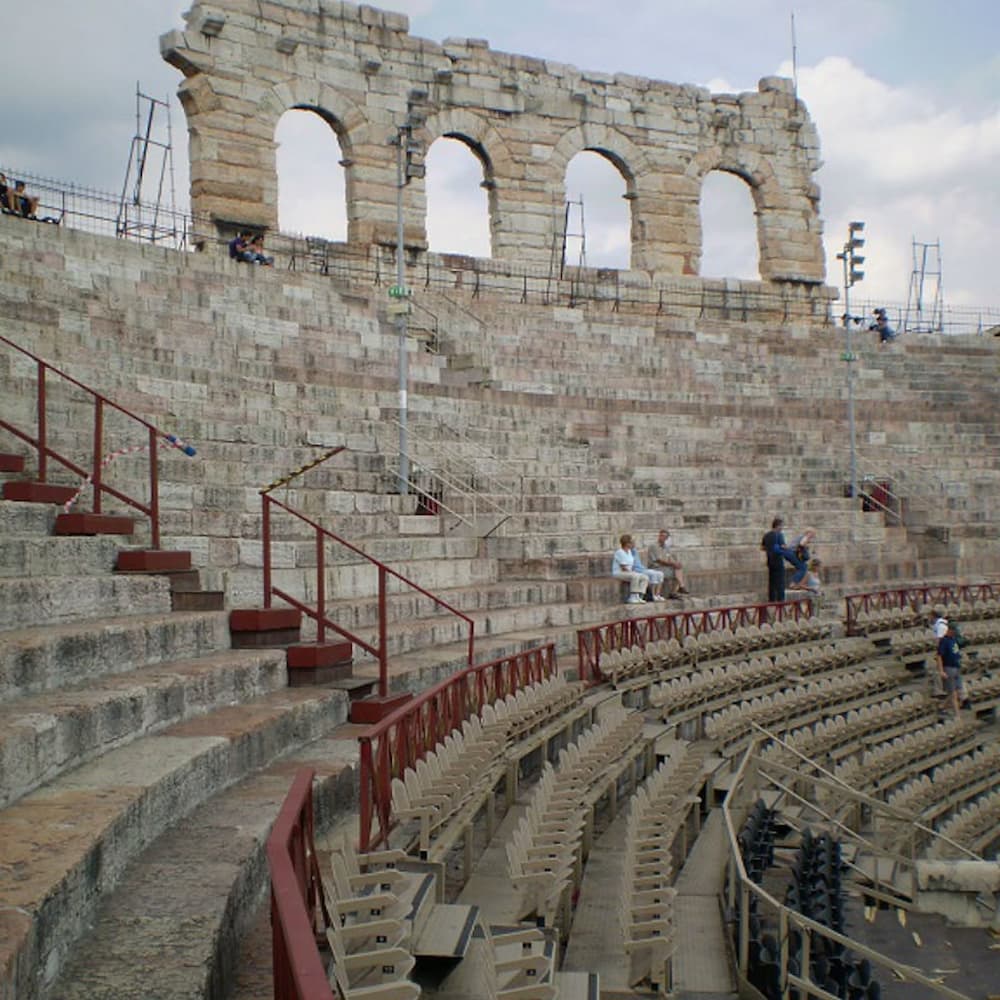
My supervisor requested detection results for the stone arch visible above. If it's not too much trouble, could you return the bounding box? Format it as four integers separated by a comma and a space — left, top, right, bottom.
256, 79, 373, 242
686, 146, 790, 280
416, 109, 519, 257
549, 124, 656, 270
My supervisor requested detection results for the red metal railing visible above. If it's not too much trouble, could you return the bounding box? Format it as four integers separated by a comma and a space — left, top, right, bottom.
265, 768, 334, 1000
262, 492, 475, 698
0, 333, 195, 547
576, 598, 814, 684
357, 643, 557, 851
844, 582, 999, 635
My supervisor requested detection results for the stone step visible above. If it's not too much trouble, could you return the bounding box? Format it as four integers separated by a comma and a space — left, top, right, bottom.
0, 532, 124, 578
0, 685, 350, 1000
0, 573, 173, 631
49, 744, 357, 1000
0, 645, 289, 808
0, 610, 234, 701
0, 499, 56, 535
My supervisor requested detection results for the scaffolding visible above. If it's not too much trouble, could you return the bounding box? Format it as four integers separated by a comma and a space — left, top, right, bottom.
902, 238, 944, 334
558, 195, 587, 277
116, 84, 182, 247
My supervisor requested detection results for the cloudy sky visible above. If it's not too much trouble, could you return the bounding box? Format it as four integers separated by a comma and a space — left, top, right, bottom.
1, 0, 997, 313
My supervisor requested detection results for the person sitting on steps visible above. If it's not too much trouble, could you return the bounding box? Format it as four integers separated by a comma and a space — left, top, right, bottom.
647, 528, 689, 598
611, 533, 649, 605
630, 540, 665, 602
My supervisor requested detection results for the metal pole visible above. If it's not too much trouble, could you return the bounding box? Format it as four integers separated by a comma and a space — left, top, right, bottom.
395, 127, 409, 495
843, 251, 858, 504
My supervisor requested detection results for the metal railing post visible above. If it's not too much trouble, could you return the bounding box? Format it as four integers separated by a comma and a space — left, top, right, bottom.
91, 398, 104, 514
36, 362, 47, 482
378, 565, 388, 698
262, 496, 272, 609
148, 428, 160, 548
316, 529, 325, 644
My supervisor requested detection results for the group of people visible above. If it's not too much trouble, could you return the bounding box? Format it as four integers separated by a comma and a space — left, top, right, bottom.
761, 518, 821, 602
228, 231, 274, 266
0, 173, 40, 219
612, 530, 689, 604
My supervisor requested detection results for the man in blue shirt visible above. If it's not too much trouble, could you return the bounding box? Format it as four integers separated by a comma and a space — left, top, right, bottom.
936, 624, 968, 716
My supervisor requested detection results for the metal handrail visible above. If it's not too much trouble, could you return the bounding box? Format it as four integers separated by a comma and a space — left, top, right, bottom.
357, 643, 557, 852
723, 734, 975, 1000
380, 416, 524, 534
261, 492, 475, 698
844, 582, 999, 634
265, 768, 335, 1000
0, 333, 196, 547
576, 598, 815, 685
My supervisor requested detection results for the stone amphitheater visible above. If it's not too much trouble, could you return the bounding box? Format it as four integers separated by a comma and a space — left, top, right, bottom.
1, 3, 999, 1000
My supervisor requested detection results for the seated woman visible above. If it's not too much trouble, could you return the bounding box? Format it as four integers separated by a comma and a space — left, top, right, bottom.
631, 541, 665, 601
801, 559, 822, 595
611, 533, 649, 605
786, 528, 815, 590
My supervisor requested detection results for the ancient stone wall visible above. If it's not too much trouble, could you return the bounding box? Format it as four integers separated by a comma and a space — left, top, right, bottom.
161, 0, 827, 285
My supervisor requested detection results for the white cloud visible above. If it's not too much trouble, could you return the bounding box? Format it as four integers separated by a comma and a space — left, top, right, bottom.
795, 56, 1000, 307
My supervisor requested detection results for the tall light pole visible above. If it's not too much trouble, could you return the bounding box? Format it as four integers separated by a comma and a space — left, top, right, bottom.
388, 112, 424, 494
836, 221, 865, 503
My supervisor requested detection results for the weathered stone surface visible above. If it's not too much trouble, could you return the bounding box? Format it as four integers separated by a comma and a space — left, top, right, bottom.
161, 0, 826, 284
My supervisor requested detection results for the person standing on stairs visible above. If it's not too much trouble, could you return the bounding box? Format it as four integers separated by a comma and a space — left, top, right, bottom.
936, 622, 968, 717
612, 533, 649, 604
761, 517, 791, 602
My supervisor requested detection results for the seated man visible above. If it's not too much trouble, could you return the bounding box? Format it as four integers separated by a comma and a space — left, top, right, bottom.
228, 231, 255, 263
0, 173, 10, 212
612, 533, 649, 605
647, 528, 689, 597
869, 307, 895, 344
9, 180, 39, 219
248, 233, 274, 266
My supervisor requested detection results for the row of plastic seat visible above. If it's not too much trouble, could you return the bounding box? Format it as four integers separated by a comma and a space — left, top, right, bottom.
391, 716, 506, 855
854, 600, 1000, 637
889, 626, 938, 657
600, 617, 833, 684
479, 673, 585, 744
650, 656, 781, 716
507, 706, 645, 926
322, 837, 424, 1000
474, 923, 559, 1000
704, 667, 895, 748
929, 785, 1000, 858
761, 693, 929, 772
618, 752, 704, 991
888, 744, 1000, 818
843, 715, 981, 793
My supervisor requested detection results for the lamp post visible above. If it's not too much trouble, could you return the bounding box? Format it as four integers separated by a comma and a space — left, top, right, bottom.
836, 221, 865, 503
389, 107, 425, 496
393, 123, 410, 495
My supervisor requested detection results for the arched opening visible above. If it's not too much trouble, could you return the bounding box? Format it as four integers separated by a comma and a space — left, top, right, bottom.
563, 150, 631, 270
699, 170, 759, 279
424, 135, 492, 257
274, 107, 347, 240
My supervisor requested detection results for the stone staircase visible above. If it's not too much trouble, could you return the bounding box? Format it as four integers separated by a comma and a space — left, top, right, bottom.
0, 495, 355, 1000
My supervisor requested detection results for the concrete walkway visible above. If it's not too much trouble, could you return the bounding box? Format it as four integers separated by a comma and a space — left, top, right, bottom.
672, 807, 737, 997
